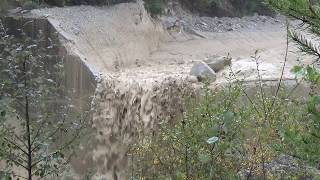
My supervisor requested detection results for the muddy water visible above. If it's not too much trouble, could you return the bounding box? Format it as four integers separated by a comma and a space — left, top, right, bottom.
87, 77, 195, 179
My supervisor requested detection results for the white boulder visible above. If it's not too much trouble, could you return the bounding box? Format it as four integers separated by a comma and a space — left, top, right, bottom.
190, 61, 217, 82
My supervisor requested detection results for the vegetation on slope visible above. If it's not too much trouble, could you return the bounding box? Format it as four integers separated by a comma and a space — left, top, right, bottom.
0, 0, 133, 11
142, 0, 273, 17
179, 0, 273, 17
129, 56, 320, 179
128, 0, 320, 179
0, 0, 272, 18
267, 0, 320, 167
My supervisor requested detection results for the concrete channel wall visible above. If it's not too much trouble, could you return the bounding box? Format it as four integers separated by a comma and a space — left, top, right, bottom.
1, 15, 99, 178
2, 15, 97, 111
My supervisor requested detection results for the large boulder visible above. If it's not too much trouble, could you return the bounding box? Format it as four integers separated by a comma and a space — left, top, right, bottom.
204, 55, 232, 72
190, 61, 216, 82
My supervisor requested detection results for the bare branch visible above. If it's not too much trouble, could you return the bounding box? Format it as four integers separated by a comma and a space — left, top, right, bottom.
31, 113, 67, 152
31, 125, 83, 168
12, 173, 28, 180
4, 137, 28, 156
271, 19, 290, 110
7, 155, 28, 170
253, 51, 268, 122
229, 66, 261, 115
2, 125, 28, 148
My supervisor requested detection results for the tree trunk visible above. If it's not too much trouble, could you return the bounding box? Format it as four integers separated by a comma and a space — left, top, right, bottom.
23, 60, 33, 180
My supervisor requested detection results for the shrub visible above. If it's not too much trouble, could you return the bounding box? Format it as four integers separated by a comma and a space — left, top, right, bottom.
22, 1, 40, 10
179, 0, 273, 17
0, 0, 133, 8
129, 84, 246, 179
44, 0, 66, 6
0, 0, 10, 13
128, 71, 315, 179
267, 0, 320, 168
65, 0, 133, 6
144, 0, 167, 17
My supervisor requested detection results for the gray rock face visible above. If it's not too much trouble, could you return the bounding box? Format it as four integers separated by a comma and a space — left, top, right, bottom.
163, 16, 178, 30
8, 7, 22, 14
204, 55, 232, 72
192, 15, 284, 33
190, 61, 216, 82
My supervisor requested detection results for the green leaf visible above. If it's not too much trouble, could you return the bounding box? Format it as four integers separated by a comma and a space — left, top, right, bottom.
199, 153, 210, 163
306, 66, 320, 84
291, 65, 304, 75
175, 171, 186, 180
207, 136, 219, 145
223, 111, 235, 123
207, 126, 219, 137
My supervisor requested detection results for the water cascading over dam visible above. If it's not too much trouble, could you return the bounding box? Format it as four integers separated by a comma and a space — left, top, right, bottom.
3, 0, 314, 178
3, 2, 199, 179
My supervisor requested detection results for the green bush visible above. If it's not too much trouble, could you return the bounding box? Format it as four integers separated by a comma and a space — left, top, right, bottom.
43, 0, 65, 6
130, 84, 246, 179
144, 0, 167, 17
22, 1, 40, 10
179, 0, 273, 17
0, 0, 133, 9
128, 75, 316, 179
65, 0, 133, 6
267, 0, 320, 168
0, 0, 10, 13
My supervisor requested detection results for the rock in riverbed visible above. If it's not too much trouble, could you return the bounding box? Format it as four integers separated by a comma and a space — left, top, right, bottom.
204, 55, 232, 72
190, 61, 216, 82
